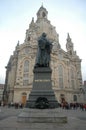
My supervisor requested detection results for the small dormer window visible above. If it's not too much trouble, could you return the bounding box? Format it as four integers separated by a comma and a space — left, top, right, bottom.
42, 12, 46, 17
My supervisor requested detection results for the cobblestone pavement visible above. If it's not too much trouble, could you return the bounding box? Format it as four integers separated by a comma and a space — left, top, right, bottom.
0, 107, 86, 130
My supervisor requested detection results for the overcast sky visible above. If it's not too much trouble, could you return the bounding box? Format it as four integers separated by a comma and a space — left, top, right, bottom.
0, 0, 86, 84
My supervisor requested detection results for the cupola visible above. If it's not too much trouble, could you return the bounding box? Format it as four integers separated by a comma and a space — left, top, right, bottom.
37, 5, 48, 19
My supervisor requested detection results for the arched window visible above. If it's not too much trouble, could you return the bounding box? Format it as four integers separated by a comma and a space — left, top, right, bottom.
42, 12, 46, 17
58, 65, 63, 88
73, 95, 77, 102
23, 60, 29, 86
28, 36, 30, 41
70, 67, 75, 88
24, 60, 29, 72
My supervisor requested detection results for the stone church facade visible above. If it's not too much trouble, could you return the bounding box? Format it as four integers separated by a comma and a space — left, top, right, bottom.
4, 6, 84, 105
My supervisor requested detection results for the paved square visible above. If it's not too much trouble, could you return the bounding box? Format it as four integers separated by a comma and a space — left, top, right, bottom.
0, 107, 86, 130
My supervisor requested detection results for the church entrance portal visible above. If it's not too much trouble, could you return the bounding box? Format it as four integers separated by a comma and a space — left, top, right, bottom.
21, 92, 27, 105
60, 94, 66, 103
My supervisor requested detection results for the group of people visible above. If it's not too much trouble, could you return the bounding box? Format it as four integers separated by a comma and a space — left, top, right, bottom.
0, 101, 24, 109
8, 102, 24, 109
0, 101, 86, 111
58, 102, 86, 111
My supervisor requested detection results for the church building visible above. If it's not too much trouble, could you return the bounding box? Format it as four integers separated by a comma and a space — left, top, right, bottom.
3, 6, 84, 105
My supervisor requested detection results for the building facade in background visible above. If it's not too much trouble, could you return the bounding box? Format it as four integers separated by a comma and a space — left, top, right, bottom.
83, 81, 86, 102
0, 84, 4, 103
4, 6, 84, 105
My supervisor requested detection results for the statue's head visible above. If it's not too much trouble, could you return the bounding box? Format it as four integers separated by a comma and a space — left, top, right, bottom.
42, 32, 46, 37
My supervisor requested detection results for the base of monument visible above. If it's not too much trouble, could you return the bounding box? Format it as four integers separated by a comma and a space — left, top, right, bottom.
17, 108, 67, 123
26, 67, 58, 108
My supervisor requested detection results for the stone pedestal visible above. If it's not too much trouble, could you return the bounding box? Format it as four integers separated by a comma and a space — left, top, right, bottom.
26, 67, 58, 108
18, 108, 67, 123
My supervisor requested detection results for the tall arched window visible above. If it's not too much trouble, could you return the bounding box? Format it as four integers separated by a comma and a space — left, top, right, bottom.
73, 95, 77, 102
70, 67, 75, 89
24, 60, 29, 72
23, 60, 29, 86
58, 65, 63, 88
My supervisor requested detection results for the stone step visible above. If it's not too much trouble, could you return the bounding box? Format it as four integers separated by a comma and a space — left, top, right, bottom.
18, 108, 67, 123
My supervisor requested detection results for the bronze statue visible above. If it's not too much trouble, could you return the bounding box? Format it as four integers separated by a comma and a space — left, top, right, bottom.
35, 33, 52, 67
